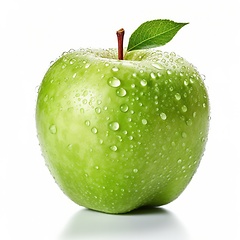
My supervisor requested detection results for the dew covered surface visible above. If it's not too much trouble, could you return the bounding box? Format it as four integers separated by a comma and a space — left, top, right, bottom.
36, 48, 210, 214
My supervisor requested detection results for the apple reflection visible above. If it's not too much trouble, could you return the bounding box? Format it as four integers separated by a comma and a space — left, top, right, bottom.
59, 207, 189, 240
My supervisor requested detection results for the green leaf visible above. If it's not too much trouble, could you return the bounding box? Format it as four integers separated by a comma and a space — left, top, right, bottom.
127, 19, 188, 52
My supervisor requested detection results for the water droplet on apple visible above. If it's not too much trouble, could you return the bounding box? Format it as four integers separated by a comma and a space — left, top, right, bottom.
167, 69, 172, 75
83, 90, 88, 97
150, 72, 156, 79
181, 132, 187, 138
61, 51, 67, 57
117, 135, 123, 142
193, 112, 197, 118
69, 58, 76, 64
120, 104, 129, 113
116, 88, 127, 97
49, 125, 57, 134
85, 63, 90, 69
133, 168, 138, 173
142, 119, 148, 125
140, 79, 148, 87
72, 73, 77, 78
186, 119, 193, 126
110, 145, 118, 151
177, 159, 182, 164
108, 77, 121, 87
152, 63, 163, 70
127, 117, 132, 122
132, 72, 137, 78
109, 122, 120, 131
164, 52, 170, 58
91, 127, 98, 134
160, 112, 167, 120
95, 166, 99, 170
95, 107, 101, 114
176, 57, 184, 64
175, 93, 181, 101
181, 105, 188, 112
67, 144, 73, 150
68, 49, 75, 53
201, 74, 206, 81
44, 95, 49, 102
111, 66, 119, 72
85, 120, 91, 126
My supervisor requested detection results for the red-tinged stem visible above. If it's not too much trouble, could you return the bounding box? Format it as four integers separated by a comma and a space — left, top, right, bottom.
116, 28, 125, 60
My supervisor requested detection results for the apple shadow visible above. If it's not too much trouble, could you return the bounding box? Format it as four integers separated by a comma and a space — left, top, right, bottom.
59, 207, 189, 240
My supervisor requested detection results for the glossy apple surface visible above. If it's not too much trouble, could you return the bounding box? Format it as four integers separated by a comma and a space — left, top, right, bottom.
36, 48, 210, 213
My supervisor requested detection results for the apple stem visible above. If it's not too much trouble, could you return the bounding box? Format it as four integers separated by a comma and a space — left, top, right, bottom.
116, 28, 125, 60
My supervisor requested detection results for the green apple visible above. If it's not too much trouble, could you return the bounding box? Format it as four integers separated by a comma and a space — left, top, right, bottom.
36, 20, 210, 214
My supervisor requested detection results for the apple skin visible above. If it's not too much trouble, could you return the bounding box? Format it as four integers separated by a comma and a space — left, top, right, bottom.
36, 48, 210, 214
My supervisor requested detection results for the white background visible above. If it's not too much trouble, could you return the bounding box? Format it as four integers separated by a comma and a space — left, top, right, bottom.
1, 0, 239, 239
